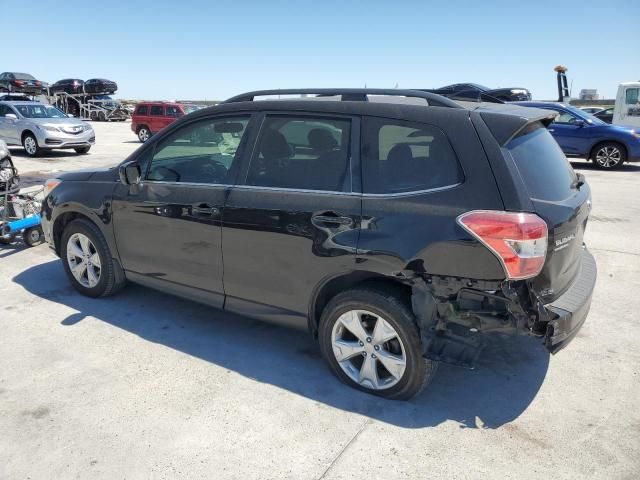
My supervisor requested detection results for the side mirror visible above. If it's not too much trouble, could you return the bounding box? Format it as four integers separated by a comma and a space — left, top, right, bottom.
119, 161, 141, 185
573, 119, 585, 127
5, 113, 17, 120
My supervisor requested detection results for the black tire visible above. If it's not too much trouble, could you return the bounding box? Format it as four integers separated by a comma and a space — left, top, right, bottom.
74, 146, 91, 154
0, 233, 16, 245
23, 226, 44, 247
590, 141, 627, 170
137, 126, 151, 143
319, 287, 438, 400
60, 219, 126, 298
98, 111, 106, 122
22, 132, 42, 157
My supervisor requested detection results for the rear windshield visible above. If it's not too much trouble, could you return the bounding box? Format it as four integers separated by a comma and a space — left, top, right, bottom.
506, 122, 577, 201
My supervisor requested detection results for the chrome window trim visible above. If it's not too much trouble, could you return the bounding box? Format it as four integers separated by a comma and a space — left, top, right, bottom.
361, 182, 462, 198
231, 184, 359, 197
140, 180, 460, 197
142, 180, 231, 188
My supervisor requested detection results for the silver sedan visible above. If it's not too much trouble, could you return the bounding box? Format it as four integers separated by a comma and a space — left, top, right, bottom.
0, 101, 95, 157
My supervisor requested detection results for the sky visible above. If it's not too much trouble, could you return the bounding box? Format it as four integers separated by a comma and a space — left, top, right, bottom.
4, 0, 638, 101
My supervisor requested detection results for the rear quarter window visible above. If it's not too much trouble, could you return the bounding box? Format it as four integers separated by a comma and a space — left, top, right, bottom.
506, 122, 577, 201
362, 117, 463, 194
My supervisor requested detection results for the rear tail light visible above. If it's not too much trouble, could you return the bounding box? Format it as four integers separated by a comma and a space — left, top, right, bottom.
14, 80, 24, 86
457, 210, 548, 280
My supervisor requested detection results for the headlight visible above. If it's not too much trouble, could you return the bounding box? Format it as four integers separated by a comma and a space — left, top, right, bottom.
83, 123, 93, 131
631, 130, 640, 139
42, 125, 60, 133
44, 178, 62, 196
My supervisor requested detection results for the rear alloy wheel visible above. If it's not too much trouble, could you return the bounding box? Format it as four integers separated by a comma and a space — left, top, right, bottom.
22, 133, 41, 157
319, 287, 438, 400
592, 142, 626, 169
138, 127, 151, 143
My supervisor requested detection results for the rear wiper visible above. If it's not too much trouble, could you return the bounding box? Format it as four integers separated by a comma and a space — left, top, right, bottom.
573, 172, 586, 189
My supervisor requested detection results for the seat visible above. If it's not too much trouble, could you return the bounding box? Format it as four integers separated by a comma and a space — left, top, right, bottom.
387, 143, 414, 190
249, 130, 292, 187
307, 128, 348, 191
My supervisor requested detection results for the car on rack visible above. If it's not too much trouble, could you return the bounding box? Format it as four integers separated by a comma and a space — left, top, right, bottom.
131, 101, 200, 142
84, 78, 117, 95
0, 72, 43, 95
41, 88, 596, 399
0, 101, 94, 157
515, 101, 640, 169
50, 78, 85, 95
423, 83, 532, 102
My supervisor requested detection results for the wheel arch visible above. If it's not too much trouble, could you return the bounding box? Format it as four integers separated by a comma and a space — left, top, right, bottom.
308, 271, 413, 336
21, 129, 36, 143
589, 139, 628, 160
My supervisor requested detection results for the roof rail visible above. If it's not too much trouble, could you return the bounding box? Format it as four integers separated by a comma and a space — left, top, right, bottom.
222, 88, 463, 108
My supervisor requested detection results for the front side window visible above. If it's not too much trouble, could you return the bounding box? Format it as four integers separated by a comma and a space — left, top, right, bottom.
626, 88, 639, 105
553, 110, 580, 124
362, 117, 462, 194
136, 105, 148, 115
150, 105, 164, 116
246, 116, 351, 192
146, 116, 250, 184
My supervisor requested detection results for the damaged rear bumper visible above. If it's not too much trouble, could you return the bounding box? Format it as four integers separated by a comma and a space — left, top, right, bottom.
542, 248, 597, 354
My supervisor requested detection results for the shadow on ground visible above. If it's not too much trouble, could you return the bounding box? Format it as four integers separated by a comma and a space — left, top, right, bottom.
570, 160, 640, 172
13, 260, 550, 429
9, 148, 87, 160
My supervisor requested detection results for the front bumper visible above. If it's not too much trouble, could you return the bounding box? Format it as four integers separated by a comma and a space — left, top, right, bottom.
35, 129, 95, 150
543, 248, 597, 353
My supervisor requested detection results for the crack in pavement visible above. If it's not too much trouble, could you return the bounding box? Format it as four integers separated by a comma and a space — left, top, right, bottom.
317, 419, 372, 480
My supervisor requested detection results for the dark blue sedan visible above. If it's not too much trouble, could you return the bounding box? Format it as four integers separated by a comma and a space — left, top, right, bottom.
515, 102, 640, 169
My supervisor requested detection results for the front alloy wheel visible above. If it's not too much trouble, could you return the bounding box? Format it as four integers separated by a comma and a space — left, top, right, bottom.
23, 134, 40, 157
66, 233, 102, 288
331, 310, 407, 390
593, 142, 626, 169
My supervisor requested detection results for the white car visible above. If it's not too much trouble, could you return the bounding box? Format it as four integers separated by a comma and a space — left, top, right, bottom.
0, 101, 94, 157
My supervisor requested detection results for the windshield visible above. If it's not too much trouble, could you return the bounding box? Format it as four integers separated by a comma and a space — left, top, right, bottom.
13, 73, 35, 80
563, 104, 606, 126
15, 104, 67, 118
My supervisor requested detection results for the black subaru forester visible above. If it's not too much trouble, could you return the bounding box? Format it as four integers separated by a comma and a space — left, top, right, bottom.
42, 89, 597, 399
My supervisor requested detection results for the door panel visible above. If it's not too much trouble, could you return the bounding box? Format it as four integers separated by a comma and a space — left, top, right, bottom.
112, 182, 226, 306
221, 113, 361, 326
223, 188, 361, 326
112, 114, 253, 307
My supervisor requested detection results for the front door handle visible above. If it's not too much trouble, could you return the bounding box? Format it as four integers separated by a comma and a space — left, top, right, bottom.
192, 203, 220, 216
312, 213, 353, 227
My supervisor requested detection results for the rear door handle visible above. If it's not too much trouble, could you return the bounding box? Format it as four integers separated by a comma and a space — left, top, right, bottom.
192, 203, 220, 216
312, 214, 353, 227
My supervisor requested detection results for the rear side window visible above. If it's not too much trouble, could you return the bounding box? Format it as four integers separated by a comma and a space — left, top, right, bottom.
626, 88, 639, 105
166, 106, 182, 117
150, 105, 164, 116
246, 116, 351, 192
362, 117, 462, 194
507, 122, 577, 201
136, 105, 148, 115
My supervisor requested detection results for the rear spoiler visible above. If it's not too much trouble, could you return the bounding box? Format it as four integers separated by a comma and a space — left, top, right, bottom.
472, 103, 558, 145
